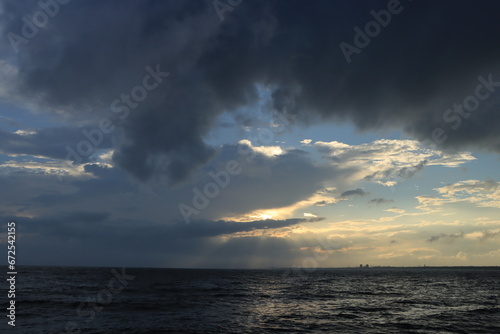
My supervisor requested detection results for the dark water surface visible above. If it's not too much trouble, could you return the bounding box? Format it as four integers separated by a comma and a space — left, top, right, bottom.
2, 266, 499, 333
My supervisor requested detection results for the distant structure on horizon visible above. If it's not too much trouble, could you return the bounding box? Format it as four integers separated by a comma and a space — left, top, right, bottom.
359, 264, 370, 268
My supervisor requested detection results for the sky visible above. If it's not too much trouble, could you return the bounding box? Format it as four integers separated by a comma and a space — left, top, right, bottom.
0, 0, 499, 268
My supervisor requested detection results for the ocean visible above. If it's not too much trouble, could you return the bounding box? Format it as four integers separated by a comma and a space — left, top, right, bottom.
2, 266, 499, 333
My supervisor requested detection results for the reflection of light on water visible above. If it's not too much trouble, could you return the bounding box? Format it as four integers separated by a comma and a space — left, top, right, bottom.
246, 297, 279, 327
243, 284, 285, 328
245, 295, 341, 330
243, 275, 324, 330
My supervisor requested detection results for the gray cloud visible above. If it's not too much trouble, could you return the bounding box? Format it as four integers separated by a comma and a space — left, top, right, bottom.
370, 198, 394, 205
0, 141, 341, 226
1, 0, 500, 184
0, 127, 112, 161
364, 159, 428, 181
3, 212, 321, 267
340, 188, 368, 198
184, 144, 345, 220
427, 233, 464, 243
182, 217, 323, 238
479, 230, 500, 242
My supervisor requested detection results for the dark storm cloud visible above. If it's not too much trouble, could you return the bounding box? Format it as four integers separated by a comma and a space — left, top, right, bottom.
340, 188, 367, 198
10, 213, 317, 240
2, 0, 500, 183
0, 143, 340, 225
2, 213, 321, 267
0, 152, 332, 266
181, 217, 323, 238
1, 0, 222, 183
178, 143, 349, 220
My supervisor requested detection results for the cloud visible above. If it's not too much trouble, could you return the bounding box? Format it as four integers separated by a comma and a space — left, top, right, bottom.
374, 181, 398, 187
454, 251, 469, 261
1, 0, 499, 185
427, 233, 464, 243
0, 140, 339, 225
1, 0, 500, 268
340, 188, 368, 198
0, 158, 88, 178
0, 127, 112, 162
417, 180, 500, 211
237, 139, 284, 157
183, 217, 323, 238
300, 139, 312, 145
385, 208, 405, 214
314, 139, 475, 185
437, 180, 500, 195
179, 143, 340, 220
1, 212, 321, 267
479, 230, 500, 242
0, 0, 223, 184
370, 198, 394, 205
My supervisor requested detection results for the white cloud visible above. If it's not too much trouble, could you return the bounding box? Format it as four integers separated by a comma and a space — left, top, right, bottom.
418, 180, 500, 210
14, 129, 38, 136
97, 149, 115, 164
0, 153, 112, 179
313, 139, 475, 184
238, 139, 284, 157
220, 189, 339, 222
0, 159, 88, 178
454, 251, 468, 261
300, 139, 312, 145
375, 180, 397, 187
385, 208, 405, 214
